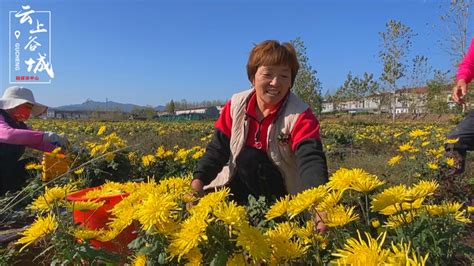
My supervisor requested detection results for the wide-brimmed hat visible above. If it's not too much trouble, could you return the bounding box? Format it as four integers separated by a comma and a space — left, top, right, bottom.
0, 86, 48, 116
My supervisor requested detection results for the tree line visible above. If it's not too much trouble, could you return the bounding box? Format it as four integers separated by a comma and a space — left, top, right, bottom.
164, 99, 226, 114
163, 1, 473, 117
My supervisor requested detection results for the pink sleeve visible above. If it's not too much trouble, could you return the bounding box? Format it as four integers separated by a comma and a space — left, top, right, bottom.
457, 38, 474, 83
0, 116, 55, 152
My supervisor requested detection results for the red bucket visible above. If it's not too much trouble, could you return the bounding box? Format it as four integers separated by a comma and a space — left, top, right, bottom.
67, 186, 137, 253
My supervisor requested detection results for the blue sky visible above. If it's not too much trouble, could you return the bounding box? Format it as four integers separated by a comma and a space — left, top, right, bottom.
0, 0, 471, 107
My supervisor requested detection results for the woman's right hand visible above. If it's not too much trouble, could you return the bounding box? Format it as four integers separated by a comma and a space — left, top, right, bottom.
187, 179, 204, 208
191, 179, 204, 197
43, 131, 69, 149
453, 79, 468, 104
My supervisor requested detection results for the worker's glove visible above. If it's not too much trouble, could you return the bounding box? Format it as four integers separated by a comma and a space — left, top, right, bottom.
43, 132, 70, 149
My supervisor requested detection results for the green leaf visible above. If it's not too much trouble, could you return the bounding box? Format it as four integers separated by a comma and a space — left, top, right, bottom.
210, 250, 228, 266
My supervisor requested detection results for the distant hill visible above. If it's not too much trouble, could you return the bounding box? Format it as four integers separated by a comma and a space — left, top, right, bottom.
155, 105, 166, 111
55, 99, 166, 113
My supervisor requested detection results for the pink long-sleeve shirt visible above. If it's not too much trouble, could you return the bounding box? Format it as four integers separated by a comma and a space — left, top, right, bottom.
0, 114, 55, 152
457, 38, 474, 83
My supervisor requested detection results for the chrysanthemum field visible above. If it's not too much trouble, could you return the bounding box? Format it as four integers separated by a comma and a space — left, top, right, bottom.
0, 118, 472, 265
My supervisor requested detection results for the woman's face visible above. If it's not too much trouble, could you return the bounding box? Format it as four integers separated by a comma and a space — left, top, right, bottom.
252, 65, 292, 108
9, 103, 33, 122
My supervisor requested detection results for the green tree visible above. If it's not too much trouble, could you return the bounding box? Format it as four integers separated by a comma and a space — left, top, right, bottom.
408, 55, 432, 88
290, 37, 323, 114
166, 100, 176, 114
439, 0, 473, 69
334, 72, 380, 111
143, 106, 157, 119
426, 70, 451, 114
351, 72, 381, 109
333, 72, 353, 111
379, 20, 416, 120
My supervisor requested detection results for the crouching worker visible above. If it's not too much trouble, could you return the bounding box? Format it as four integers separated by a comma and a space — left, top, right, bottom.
191, 40, 328, 208
0, 86, 69, 196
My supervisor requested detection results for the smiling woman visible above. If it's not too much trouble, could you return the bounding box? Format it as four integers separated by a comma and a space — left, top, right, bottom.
191, 40, 328, 213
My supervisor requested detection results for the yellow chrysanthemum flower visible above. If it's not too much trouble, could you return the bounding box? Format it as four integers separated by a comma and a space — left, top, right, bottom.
468, 206, 474, 214
97, 125, 107, 136
407, 180, 438, 201
387, 241, 429, 266
73, 228, 103, 240
265, 195, 291, 221
127, 151, 137, 162
236, 223, 271, 262
189, 188, 230, 216
168, 214, 209, 261
287, 186, 327, 219
327, 168, 353, 190
191, 148, 205, 160
212, 201, 247, 227
426, 147, 444, 158
73, 167, 85, 174
331, 230, 390, 265
445, 138, 459, 144
184, 247, 202, 266
266, 222, 296, 242
385, 210, 417, 228
349, 169, 385, 193
156, 145, 173, 159
409, 129, 429, 138
141, 154, 156, 167
95, 228, 122, 242
268, 238, 308, 264
378, 197, 425, 216
174, 148, 191, 164
16, 213, 58, 252
84, 188, 125, 199
371, 185, 408, 213
371, 219, 381, 228
398, 143, 413, 152
324, 205, 359, 227
227, 253, 247, 266
135, 192, 180, 231
266, 222, 308, 264
387, 155, 403, 166
427, 162, 439, 170
67, 200, 104, 211
295, 220, 327, 248
29, 184, 76, 211
265, 222, 308, 262
317, 190, 344, 211
131, 253, 147, 266
445, 157, 455, 167
426, 202, 471, 223
104, 152, 115, 162
157, 176, 192, 199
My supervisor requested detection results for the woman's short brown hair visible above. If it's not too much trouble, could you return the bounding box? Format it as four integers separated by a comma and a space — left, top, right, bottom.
247, 40, 300, 87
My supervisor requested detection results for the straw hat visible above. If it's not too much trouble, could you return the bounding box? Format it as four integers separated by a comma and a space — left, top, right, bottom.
0, 86, 48, 116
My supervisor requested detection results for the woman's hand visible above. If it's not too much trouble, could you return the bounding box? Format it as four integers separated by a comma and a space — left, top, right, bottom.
452, 79, 468, 104
315, 211, 328, 233
191, 179, 204, 197
187, 179, 204, 208
43, 132, 70, 149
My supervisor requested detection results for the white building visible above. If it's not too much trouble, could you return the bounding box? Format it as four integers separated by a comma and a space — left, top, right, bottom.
174, 106, 220, 119
322, 87, 453, 114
